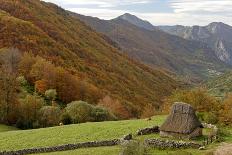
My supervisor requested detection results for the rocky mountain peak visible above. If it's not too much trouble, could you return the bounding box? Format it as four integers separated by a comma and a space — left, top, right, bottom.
116, 13, 155, 31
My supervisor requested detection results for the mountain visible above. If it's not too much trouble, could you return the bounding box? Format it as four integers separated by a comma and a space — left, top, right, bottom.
0, 0, 181, 116
206, 71, 232, 98
117, 13, 155, 31
74, 13, 230, 81
158, 22, 232, 65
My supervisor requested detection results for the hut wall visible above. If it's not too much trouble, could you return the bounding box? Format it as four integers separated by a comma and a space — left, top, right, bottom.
188, 127, 202, 138
160, 127, 202, 139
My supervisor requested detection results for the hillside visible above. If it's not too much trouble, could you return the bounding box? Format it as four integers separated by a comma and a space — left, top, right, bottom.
0, 116, 231, 155
0, 0, 181, 116
206, 71, 232, 97
75, 13, 230, 81
117, 13, 155, 31
158, 22, 232, 65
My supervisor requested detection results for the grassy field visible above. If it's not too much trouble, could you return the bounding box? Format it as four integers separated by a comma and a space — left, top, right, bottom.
0, 116, 166, 151
0, 115, 231, 155
0, 124, 18, 132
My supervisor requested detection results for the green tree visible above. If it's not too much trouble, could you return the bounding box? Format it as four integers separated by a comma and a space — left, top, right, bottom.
65, 101, 93, 123
45, 89, 57, 103
17, 95, 44, 129
39, 106, 62, 127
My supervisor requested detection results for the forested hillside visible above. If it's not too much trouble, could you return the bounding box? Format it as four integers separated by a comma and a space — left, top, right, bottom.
75, 14, 230, 81
0, 0, 180, 123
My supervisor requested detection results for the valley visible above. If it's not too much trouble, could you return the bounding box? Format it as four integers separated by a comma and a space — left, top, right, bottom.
0, 0, 232, 155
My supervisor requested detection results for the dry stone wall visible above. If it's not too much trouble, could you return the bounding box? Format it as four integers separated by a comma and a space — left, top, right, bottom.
136, 126, 159, 135
0, 139, 120, 155
145, 138, 202, 149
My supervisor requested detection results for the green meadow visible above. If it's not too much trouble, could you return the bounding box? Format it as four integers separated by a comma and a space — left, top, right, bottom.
0, 115, 231, 155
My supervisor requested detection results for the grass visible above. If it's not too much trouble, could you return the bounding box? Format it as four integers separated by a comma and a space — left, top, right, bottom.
0, 115, 166, 151
0, 124, 18, 132
1, 115, 232, 155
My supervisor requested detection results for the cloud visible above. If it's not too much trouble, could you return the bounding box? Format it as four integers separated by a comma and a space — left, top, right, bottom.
44, 0, 152, 8
170, 0, 232, 14
43, 0, 232, 26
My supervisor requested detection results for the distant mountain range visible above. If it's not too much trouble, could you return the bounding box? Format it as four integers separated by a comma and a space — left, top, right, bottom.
158, 23, 232, 65
74, 13, 230, 81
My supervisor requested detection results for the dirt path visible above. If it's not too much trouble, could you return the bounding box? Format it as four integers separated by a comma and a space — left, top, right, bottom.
213, 143, 232, 155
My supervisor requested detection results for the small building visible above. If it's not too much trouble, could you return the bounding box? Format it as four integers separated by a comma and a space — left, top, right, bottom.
160, 102, 203, 139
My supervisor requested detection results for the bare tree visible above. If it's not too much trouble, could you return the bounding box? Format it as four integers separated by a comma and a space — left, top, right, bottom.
0, 48, 21, 124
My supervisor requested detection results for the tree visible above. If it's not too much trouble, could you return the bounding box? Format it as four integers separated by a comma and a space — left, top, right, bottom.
219, 94, 232, 125
0, 48, 21, 74
17, 95, 44, 129
163, 88, 220, 113
91, 106, 116, 122
45, 89, 57, 102
98, 95, 131, 119
39, 106, 62, 127
65, 101, 93, 123
35, 79, 48, 94
0, 48, 21, 124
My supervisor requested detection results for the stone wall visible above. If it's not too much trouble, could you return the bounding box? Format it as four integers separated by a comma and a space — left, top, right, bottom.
0, 139, 120, 155
136, 126, 159, 135
145, 138, 202, 149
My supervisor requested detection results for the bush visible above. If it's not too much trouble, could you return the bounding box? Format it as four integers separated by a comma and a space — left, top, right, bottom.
45, 89, 57, 101
164, 88, 219, 113
91, 106, 117, 122
120, 141, 148, 155
65, 101, 93, 123
39, 106, 62, 127
204, 112, 218, 124
196, 112, 205, 122
17, 95, 44, 129
60, 112, 72, 125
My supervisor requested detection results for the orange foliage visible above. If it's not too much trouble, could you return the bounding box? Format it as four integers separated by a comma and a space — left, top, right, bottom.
35, 80, 48, 94
219, 94, 232, 125
98, 95, 132, 119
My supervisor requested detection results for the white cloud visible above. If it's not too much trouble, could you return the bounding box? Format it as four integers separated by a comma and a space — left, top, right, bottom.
43, 0, 232, 26
44, 0, 152, 8
171, 0, 232, 14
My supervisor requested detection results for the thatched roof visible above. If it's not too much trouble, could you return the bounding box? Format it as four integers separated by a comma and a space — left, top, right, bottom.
160, 102, 202, 134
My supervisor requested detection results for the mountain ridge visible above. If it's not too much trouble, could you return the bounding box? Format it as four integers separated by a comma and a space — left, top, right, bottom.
75, 13, 230, 81
0, 0, 181, 116
116, 13, 155, 31
158, 22, 232, 65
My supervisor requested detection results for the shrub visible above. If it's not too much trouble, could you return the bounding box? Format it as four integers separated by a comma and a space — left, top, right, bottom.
45, 89, 57, 101
60, 112, 72, 125
65, 101, 93, 123
164, 88, 220, 114
17, 95, 44, 129
91, 106, 117, 122
120, 141, 148, 155
204, 112, 218, 124
39, 106, 62, 127
98, 95, 132, 119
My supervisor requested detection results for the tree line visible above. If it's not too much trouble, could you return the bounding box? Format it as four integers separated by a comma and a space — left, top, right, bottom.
0, 48, 134, 129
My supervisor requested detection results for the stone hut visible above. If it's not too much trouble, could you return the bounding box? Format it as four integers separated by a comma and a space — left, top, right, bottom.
160, 102, 203, 139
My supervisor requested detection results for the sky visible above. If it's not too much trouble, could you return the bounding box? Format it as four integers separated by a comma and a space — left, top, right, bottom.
43, 0, 232, 26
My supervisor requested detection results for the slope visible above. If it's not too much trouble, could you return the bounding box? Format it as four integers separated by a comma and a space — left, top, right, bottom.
206, 71, 232, 97
0, 0, 180, 115
75, 14, 229, 81
158, 22, 232, 65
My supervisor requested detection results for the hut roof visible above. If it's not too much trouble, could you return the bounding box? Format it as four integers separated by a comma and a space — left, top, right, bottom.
160, 102, 202, 134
